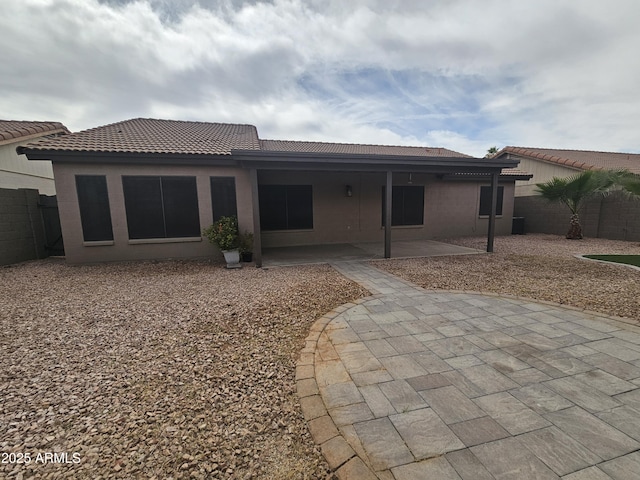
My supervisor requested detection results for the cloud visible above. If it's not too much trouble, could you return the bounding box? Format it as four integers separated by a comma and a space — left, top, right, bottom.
2, 0, 640, 157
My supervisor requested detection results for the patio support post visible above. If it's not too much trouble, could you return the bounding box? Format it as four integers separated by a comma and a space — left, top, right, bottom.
385, 170, 392, 258
249, 168, 263, 267
487, 171, 499, 253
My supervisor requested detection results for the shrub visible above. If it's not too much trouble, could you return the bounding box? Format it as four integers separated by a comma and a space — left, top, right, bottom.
239, 231, 254, 254
202, 216, 239, 251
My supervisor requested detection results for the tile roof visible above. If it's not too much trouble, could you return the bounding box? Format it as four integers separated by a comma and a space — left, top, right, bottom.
500, 168, 531, 176
20, 118, 261, 155
0, 120, 70, 145
259, 139, 471, 158
501, 147, 640, 174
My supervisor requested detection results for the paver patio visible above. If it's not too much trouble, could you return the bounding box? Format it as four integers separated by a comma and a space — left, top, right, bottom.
296, 261, 640, 479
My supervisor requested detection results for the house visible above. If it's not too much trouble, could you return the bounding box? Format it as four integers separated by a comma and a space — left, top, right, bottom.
1, 120, 70, 195
17, 118, 529, 265
494, 147, 640, 197
494, 147, 640, 240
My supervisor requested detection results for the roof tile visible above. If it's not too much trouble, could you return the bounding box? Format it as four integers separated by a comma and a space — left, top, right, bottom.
0, 120, 70, 144
20, 118, 260, 156
259, 139, 469, 158
20, 118, 474, 160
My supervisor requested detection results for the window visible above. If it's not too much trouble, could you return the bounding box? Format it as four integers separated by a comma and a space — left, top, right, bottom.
479, 186, 504, 216
75, 175, 114, 242
122, 176, 200, 239
382, 186, 424, 226
210, 177, 237, 222
259, 185, 313, 230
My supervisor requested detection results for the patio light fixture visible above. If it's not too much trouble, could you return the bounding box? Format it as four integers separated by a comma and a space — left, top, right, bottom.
345, 185, 353, 197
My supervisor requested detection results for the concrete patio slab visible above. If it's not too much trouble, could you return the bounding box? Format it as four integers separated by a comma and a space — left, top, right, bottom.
296, 261, 640, 479
263, 239, 482, 266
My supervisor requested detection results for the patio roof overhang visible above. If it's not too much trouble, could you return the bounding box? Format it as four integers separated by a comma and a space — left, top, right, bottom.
20, 148, 520, 175
232, 149, 519, 267
232, 149, 519, 174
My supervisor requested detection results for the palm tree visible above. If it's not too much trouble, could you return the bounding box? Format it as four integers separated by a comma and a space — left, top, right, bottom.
620, 172, 640, 197
485, 146, 499, 158
535, 169, 624, 239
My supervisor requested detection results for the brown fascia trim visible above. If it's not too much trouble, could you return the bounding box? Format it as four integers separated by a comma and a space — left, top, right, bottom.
232, 149, 518, 173
17, 150, 238, 167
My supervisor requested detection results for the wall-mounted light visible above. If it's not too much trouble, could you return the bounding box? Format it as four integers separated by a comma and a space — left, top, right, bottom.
345, 185, 353, 197
408, 173, 413, 184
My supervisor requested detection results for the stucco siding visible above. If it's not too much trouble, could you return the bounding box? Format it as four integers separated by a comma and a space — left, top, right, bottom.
513, 157, 580, 196
258, 172, 515, 247
0, 142, 56, 195
427, 180, 515, 238
53, 162, 518, 263
53, 162, 253, 264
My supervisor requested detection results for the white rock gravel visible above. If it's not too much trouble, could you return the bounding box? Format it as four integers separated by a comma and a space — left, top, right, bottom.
0, 260, 367, 480
376, 234, 640, 322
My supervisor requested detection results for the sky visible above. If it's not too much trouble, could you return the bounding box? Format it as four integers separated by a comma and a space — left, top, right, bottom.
2, 0, 640, 157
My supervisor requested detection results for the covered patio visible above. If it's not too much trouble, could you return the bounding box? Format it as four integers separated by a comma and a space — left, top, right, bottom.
234, 146, 525, 268
262, 239, 483, 266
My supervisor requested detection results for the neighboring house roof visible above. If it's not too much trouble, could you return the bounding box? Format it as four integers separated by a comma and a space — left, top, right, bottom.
0, 120, 70, 146
500, 168, 532, 177
18, 118, 261, 156
259, 139, 470, 158
498, 147, 640, 174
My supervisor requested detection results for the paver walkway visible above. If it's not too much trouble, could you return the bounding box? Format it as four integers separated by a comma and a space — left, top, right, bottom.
296, 261, 640, 480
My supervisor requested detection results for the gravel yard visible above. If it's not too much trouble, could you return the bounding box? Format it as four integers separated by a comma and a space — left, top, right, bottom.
375, 234, 640, 322
0, 260, 367, 480
3, 234, 639, 480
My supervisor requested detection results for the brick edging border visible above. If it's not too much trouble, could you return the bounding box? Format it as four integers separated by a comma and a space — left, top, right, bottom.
296, 297, 382, 480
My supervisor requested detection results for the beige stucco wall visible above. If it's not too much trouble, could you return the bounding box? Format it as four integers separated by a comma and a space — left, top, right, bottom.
0, 141, 56, 195
53, 162, 253, 264
258, 171, 515, 248
513, 157, 580, 196
54, 163, 516, 263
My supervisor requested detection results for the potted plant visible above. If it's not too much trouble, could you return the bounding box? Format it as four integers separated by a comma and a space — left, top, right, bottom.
202, 216, 241, 268
239, 231, 254, 263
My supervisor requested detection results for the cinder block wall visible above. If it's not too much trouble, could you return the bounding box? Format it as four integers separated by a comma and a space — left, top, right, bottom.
598, 193, 640, 241
0, 188, 47, 265
514, 192, 640, 241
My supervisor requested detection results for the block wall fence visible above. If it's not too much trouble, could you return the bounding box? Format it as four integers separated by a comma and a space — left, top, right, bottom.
514, 192, 640, 241
0, 188, 48, 265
